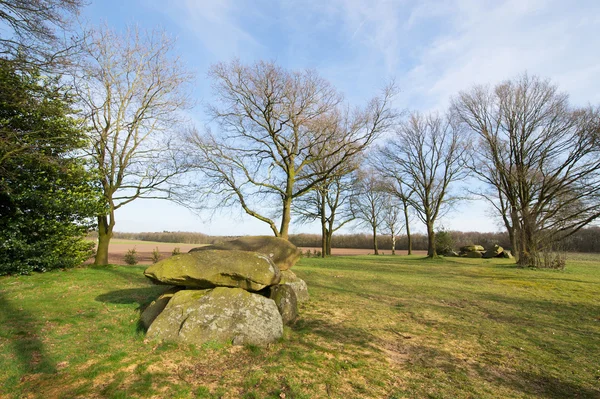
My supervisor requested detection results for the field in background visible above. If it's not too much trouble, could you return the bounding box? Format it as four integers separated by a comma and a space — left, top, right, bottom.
87, 240, 202, 265
88, 239, 428, 265
1, 255, 598, 398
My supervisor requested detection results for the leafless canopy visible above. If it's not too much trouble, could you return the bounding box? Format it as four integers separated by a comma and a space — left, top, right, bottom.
186, 60, 396, 239
0, 0, 84, 68
350, 168, 390, 255
377, 112, 470, 257
77, 25, 194, 265
452, 73, 600, 267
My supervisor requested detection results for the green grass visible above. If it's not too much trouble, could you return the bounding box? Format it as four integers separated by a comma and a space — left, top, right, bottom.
1, 255, 599, 398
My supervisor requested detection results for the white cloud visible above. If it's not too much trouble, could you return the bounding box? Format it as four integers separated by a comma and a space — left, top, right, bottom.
152, 0, 263, 60
398, 0, 600, 111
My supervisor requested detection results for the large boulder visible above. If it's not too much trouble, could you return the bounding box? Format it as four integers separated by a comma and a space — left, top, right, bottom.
460, 245, 485, 253
189, 236, 301, 271
144, 250, 281, 291
465, 250, 483, 258
269, 284, 298, 325
484, 245, 504, 259
140, 287, 180, 330
147, 288, 283, 346
503, 250, 515, 259
279, 270, 309, 303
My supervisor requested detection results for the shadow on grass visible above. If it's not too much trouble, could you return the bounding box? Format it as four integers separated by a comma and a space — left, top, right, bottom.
392, 343, 600, 399
95, 285, 170, 309
0, 290, 55, 375
291, 317, 376, 349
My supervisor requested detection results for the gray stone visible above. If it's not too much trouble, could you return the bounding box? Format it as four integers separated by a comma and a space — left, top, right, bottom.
139, 287, 180, 330
465, 250, 483, 258
144, 249, 281, 291
484, 245, 504, 258
189, 236, 301, 271
147, 287, 283, 346
279, 270, 309, 303
502, 250, 515, 259
269, 285, 298, 325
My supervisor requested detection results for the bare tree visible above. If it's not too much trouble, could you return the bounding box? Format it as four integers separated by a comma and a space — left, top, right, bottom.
186, 60, 396, 240
294, 167, 357, 257
451, 73, 600, 267
0, 0, 84, 69
379, 112, 469, 257
381, 193, 404, 255
351, 168, 389, 255
371, 152, 415, 255
77, 26, 193, 265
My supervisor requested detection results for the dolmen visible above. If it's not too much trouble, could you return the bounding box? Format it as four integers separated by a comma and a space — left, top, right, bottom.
141, 236, 308, 346
454, 244, 514, 259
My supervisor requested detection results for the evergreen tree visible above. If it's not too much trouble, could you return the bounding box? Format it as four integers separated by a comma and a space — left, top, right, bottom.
0, 59, 101, 275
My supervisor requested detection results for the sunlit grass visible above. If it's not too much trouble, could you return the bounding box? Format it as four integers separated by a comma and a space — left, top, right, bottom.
0, 255, 598, 398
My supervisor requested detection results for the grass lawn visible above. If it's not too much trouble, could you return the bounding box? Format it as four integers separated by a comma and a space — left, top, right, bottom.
0, 254, 599, 398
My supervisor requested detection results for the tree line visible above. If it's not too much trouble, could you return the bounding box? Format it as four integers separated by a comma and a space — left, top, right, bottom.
1, 0, 599, 275
106, 227, 600, 254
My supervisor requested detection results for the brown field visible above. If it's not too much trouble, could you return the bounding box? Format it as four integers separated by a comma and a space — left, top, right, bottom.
86, 240, 201, 265
93, 239, 427, 265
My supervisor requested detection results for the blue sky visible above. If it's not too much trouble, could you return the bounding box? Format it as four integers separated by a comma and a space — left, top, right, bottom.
81, 0, 600, 235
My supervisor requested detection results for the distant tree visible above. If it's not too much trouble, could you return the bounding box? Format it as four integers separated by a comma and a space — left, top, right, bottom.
295, 169, 357, 257
0, 0, 84, 70
378, 112, 469, 257
351, 169, 388, 255
76, 25, 193, 265
381, 193, 403, 255
0, 59, 101, 275
186, 60, 396, 240
452, 73, 600, 267
371, 152, 415, 255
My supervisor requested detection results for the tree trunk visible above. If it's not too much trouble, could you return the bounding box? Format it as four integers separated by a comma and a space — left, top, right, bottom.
510, 207, 520, 261
94, 215, 114, 265
517, 213, 537, 267
320, 193, 327, 258
280, 195, 292, 240
326, 210, 334, 256
426, 221, 436, 257
372, 224, 379, 255
320, 224, 327, 258
403, 202, 412, 255
391, 231, 396, 255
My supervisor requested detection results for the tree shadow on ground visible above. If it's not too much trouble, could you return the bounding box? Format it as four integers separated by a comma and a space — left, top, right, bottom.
0, 290, 55, 376
386, 340, 600, 399
291, 317, 376, 349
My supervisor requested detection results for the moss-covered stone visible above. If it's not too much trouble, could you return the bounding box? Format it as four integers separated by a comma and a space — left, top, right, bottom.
484, 245, 504, 258
144, 250, 281, 291
279, 270, 309, 303
269, 284, 298, 325
460, 245, 485, 253
146, 287, 283, 346
139, 287, 180, 330
189, 236, 301, 270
